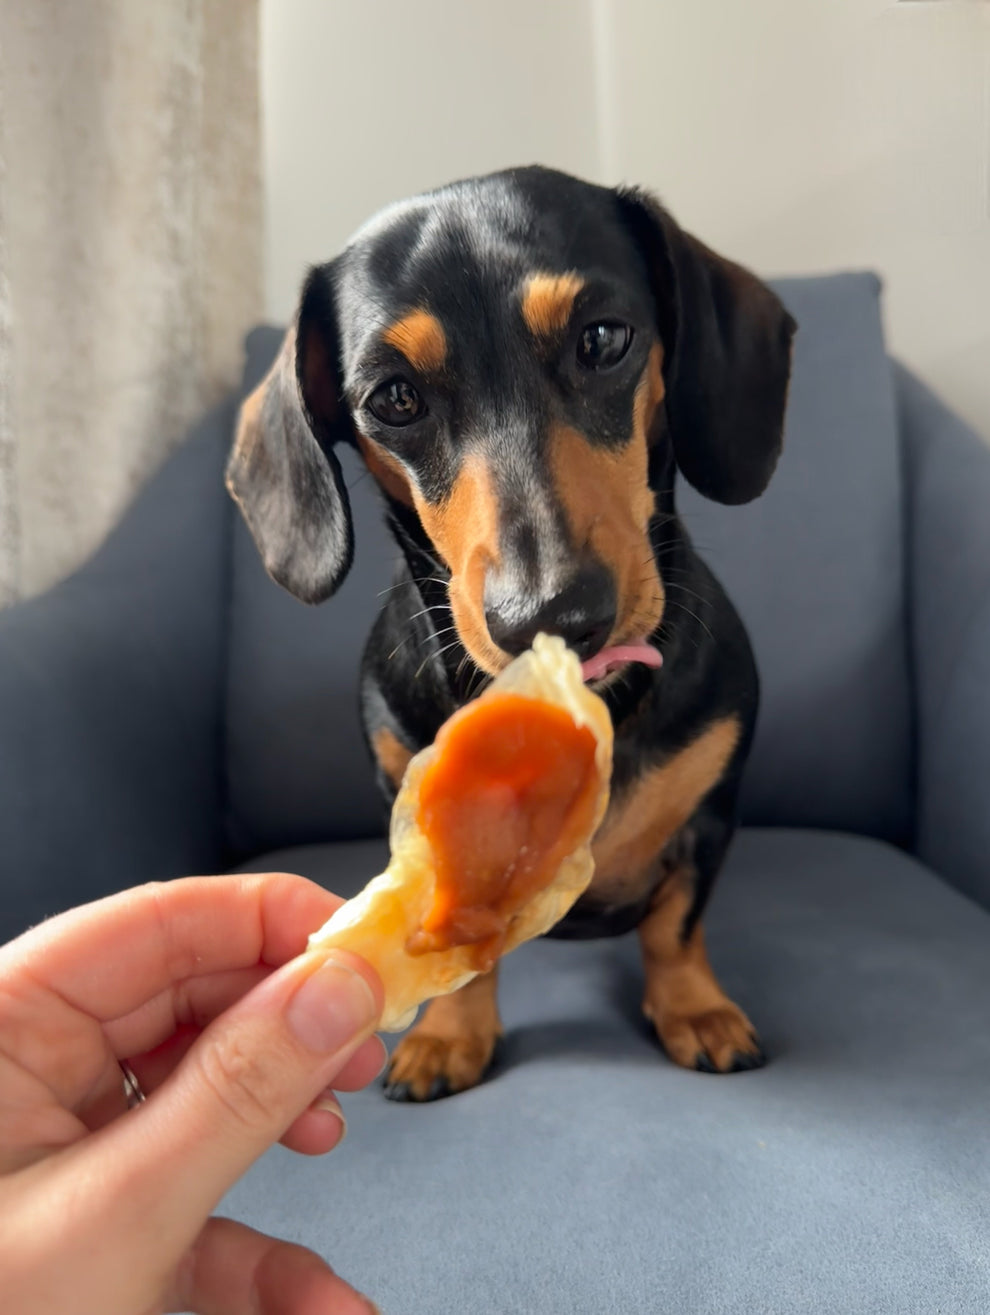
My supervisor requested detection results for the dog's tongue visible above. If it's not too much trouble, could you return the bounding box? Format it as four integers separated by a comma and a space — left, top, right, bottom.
580, 642, 663, 683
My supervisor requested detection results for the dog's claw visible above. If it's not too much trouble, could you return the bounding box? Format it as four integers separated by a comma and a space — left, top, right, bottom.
382, 1079, 413, 1103
729, 1046, 767, 1073
693, 1043, 765, 1074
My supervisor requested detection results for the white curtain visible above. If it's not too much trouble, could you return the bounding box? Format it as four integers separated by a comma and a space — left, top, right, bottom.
0, 0, 262, 605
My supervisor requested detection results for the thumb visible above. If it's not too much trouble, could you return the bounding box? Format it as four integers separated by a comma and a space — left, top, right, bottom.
106, 948, 382, 1251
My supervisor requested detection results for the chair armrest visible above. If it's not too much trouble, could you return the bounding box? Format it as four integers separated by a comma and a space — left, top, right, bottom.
0, 405, 234, 941
898, 363, 990, 909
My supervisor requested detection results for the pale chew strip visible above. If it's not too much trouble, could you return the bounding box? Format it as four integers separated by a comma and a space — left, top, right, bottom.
307, 633, 614, 1031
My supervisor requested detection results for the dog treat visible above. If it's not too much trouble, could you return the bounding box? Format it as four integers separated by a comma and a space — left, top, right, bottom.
308, 634, 613, 1030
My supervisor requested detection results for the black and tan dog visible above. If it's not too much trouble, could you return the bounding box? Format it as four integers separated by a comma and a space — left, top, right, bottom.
228, 166, 795, 1101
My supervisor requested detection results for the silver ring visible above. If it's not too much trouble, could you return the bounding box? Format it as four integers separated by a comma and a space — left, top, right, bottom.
120, 1061, 146, 1109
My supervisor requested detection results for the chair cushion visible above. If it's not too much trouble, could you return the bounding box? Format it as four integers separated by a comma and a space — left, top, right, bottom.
229, 829, 990, 1314
225, 271, 912, 855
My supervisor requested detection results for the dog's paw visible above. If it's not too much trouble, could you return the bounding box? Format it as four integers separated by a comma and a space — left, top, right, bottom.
383, 1030, 499, 1102
645, 998, 765, 1074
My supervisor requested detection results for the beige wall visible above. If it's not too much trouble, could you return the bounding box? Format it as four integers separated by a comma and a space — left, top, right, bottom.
263, 0, 990, 438
261, 0, 599, 322
600, 0, 990, 439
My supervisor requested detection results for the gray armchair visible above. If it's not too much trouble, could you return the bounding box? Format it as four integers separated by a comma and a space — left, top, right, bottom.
2, 273, 988, 1313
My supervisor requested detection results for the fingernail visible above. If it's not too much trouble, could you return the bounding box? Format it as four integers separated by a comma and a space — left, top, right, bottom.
312, 1092, 347, 1141
286, 955, 378, 1053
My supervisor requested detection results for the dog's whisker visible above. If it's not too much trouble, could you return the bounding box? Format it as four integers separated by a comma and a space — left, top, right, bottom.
425, 638, 463, 666
657, 618, 703, 655
664, 580, 714, 610
433, 638, 463, 660
387, 636, 413, 661
466, 665, 491, 701
413, 651, 440, 680
662, 598, 716, 644
377, 581, 409, 598
407, 627, 459, 663
377, 573, 451, 601
406, 605, 453, 623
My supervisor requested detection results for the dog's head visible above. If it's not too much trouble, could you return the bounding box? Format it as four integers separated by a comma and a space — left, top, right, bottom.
227, 166, 795, 675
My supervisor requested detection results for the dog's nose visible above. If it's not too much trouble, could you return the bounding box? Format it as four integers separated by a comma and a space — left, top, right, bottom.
484, 563, 617, 660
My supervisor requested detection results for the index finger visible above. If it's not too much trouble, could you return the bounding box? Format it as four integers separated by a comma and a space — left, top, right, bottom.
0, 873, 344, 1023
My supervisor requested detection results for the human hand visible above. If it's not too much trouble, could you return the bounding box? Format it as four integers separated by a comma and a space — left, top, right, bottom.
0, 873, 386, 1314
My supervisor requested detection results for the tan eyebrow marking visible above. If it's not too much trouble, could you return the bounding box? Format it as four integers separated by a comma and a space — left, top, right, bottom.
355, 433, 414, 506
521, 272, 585, 338
382, 309, 447, 373
372, 727, 414, 790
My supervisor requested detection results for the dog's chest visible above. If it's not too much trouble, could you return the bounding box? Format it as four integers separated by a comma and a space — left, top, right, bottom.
588, 716, 740, 905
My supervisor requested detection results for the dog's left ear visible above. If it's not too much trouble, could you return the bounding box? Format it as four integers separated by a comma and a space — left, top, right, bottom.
226, 263, 355, 604
616, 188, 796, 505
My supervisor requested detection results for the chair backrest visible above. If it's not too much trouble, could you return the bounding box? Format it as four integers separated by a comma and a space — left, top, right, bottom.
223, 273, 913, 859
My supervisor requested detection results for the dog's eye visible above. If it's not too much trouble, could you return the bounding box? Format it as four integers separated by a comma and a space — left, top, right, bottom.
577, 322, 633, 371
368, 379, 426, 427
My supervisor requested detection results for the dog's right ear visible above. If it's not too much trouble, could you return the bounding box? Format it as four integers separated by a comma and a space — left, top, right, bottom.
226, 264, 355, 604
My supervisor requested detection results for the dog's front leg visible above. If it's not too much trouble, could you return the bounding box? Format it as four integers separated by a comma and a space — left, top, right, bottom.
639, 870, 764, 1074
383, 967, 502, 1102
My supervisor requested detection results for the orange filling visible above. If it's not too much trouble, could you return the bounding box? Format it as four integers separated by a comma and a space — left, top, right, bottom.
407, 693, 600, 970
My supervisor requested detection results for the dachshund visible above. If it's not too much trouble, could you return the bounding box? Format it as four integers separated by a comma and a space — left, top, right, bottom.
227, 165, 796, 1101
